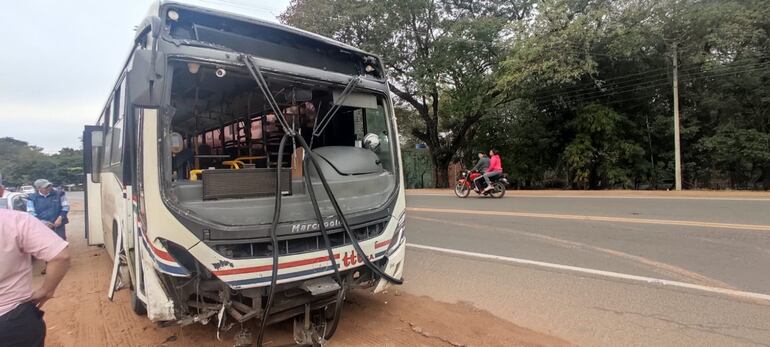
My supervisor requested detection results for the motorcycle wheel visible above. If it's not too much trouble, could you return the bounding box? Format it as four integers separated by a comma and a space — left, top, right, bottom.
454, 182, 470, 198
490, 182, 506, 198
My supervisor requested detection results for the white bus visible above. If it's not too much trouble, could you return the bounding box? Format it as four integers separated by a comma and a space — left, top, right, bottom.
83, 2, 406, 345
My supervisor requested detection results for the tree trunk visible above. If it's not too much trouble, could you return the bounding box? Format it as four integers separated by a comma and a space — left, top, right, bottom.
588, 165, 600, 190
433, 158, 451, 188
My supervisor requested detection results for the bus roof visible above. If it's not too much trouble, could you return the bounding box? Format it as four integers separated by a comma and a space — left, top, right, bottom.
95, 1, 380, 126
152, 0, 377, 58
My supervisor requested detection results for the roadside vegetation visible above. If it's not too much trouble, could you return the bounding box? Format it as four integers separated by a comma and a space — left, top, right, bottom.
281, 0, 769, 190
0, 137, 83, 188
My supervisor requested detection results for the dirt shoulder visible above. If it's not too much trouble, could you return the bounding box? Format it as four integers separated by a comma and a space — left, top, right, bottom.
408, 188, 770, 198
38, 210, 573, 347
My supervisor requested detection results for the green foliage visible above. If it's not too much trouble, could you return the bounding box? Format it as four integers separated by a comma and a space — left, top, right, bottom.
563, 134, 594, 187
0, 137, 83, 187
492, 0, 770, 189
282, 0, 533, 187
561, 104, 645, 189
698, 126, 770, 187
470, 100, 564, 187
284, 0, 770, 189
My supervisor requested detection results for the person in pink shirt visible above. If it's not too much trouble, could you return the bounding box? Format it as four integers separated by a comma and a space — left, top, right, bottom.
0, 209, 70, 347
482, 148, 503, 192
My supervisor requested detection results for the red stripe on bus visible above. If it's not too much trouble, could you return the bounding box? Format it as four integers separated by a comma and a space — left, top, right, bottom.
152, 245, 176, 262
213, 239, 393, 276
213, 254, 341, 276
141, 230, 176, 262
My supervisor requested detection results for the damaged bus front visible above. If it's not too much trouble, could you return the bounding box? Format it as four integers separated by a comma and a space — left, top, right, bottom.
83, 2, 405, 346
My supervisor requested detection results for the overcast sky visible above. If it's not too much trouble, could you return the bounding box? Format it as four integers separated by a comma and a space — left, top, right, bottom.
0, 0, 290, 153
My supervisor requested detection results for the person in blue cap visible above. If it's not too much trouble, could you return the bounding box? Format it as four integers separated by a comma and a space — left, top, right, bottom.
26, 179, 70, 240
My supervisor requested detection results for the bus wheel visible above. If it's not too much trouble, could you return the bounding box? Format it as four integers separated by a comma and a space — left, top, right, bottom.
119, 251, 146, 315
131, 286, 147, 315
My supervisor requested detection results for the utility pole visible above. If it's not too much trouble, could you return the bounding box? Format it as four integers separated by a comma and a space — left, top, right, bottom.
672, 42, 682, 191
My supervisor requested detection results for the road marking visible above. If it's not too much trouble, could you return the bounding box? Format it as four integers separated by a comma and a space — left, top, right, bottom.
407, 207, 770, 232
407, 191, 770, 201
407, 243, 770, 302
411, 215, 736, 289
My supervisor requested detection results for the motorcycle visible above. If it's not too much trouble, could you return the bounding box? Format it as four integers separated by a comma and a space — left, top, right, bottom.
454, 170, 508, 198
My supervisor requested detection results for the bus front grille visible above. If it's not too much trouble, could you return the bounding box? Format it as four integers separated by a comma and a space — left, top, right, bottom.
211, 220, 388, 259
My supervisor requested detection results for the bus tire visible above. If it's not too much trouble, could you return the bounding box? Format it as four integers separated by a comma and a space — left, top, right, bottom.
130, 286, 147, 315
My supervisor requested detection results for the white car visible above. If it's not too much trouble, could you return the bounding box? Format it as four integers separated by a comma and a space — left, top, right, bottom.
1, 192, 28, 211
20, 185, 35, 195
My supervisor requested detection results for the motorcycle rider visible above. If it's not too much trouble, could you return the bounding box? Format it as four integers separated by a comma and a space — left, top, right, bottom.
482, 148, 503, 193
471, 152, 490, 172
470, 152, 490, 191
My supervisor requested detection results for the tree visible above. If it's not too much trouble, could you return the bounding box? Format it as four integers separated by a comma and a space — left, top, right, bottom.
698, 126, 770, 188
50, 148, 85, 185
283, 0, 769, 190
470, 100, 564, 188
281, 0, 533, 187
0, 138, 83, 187
563, 103, 645, 189
496, 0, 770, 190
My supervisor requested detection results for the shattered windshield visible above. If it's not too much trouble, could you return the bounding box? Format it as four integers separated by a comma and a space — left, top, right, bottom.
161, 60, 397, 225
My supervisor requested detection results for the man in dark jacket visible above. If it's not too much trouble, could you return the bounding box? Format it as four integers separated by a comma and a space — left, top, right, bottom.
471, 152, 490, 173
471, 152, 490, 191
26, 179, 69, 240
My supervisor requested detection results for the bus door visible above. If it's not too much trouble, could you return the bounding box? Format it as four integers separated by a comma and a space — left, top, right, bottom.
100, 79, 135, 261
83, 125, 105, 246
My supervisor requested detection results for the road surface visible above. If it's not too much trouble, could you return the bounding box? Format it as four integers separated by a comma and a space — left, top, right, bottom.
404, 190, 770, 347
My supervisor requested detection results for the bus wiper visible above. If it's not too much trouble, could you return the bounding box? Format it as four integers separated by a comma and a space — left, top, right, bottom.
312, 76, 361, 138
241, 54, 360, 136
241, 55, 293, 132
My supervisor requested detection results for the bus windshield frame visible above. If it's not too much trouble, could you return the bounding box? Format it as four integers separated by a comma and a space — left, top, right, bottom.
160, 5, 384, 79
157, 56, 400, 230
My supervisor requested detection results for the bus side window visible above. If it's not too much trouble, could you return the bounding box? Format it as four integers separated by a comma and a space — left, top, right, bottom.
110, 79, 126, 166
102, 103, 114, 170
91, 128, 104, 184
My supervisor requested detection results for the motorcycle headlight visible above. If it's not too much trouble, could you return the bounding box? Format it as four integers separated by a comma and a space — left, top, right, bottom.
387, 211, 406, 256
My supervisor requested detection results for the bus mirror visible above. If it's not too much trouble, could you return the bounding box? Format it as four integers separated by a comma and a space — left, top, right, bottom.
128, 50, 166, 107
91, 130, 104, 147
135, 16, 162, 41
149, 16, 162, 39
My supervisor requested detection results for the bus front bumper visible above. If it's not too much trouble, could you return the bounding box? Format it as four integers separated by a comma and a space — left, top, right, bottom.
373, 236, 406, 293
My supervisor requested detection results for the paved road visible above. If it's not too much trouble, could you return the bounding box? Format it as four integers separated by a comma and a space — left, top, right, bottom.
402, 191, 770, 347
